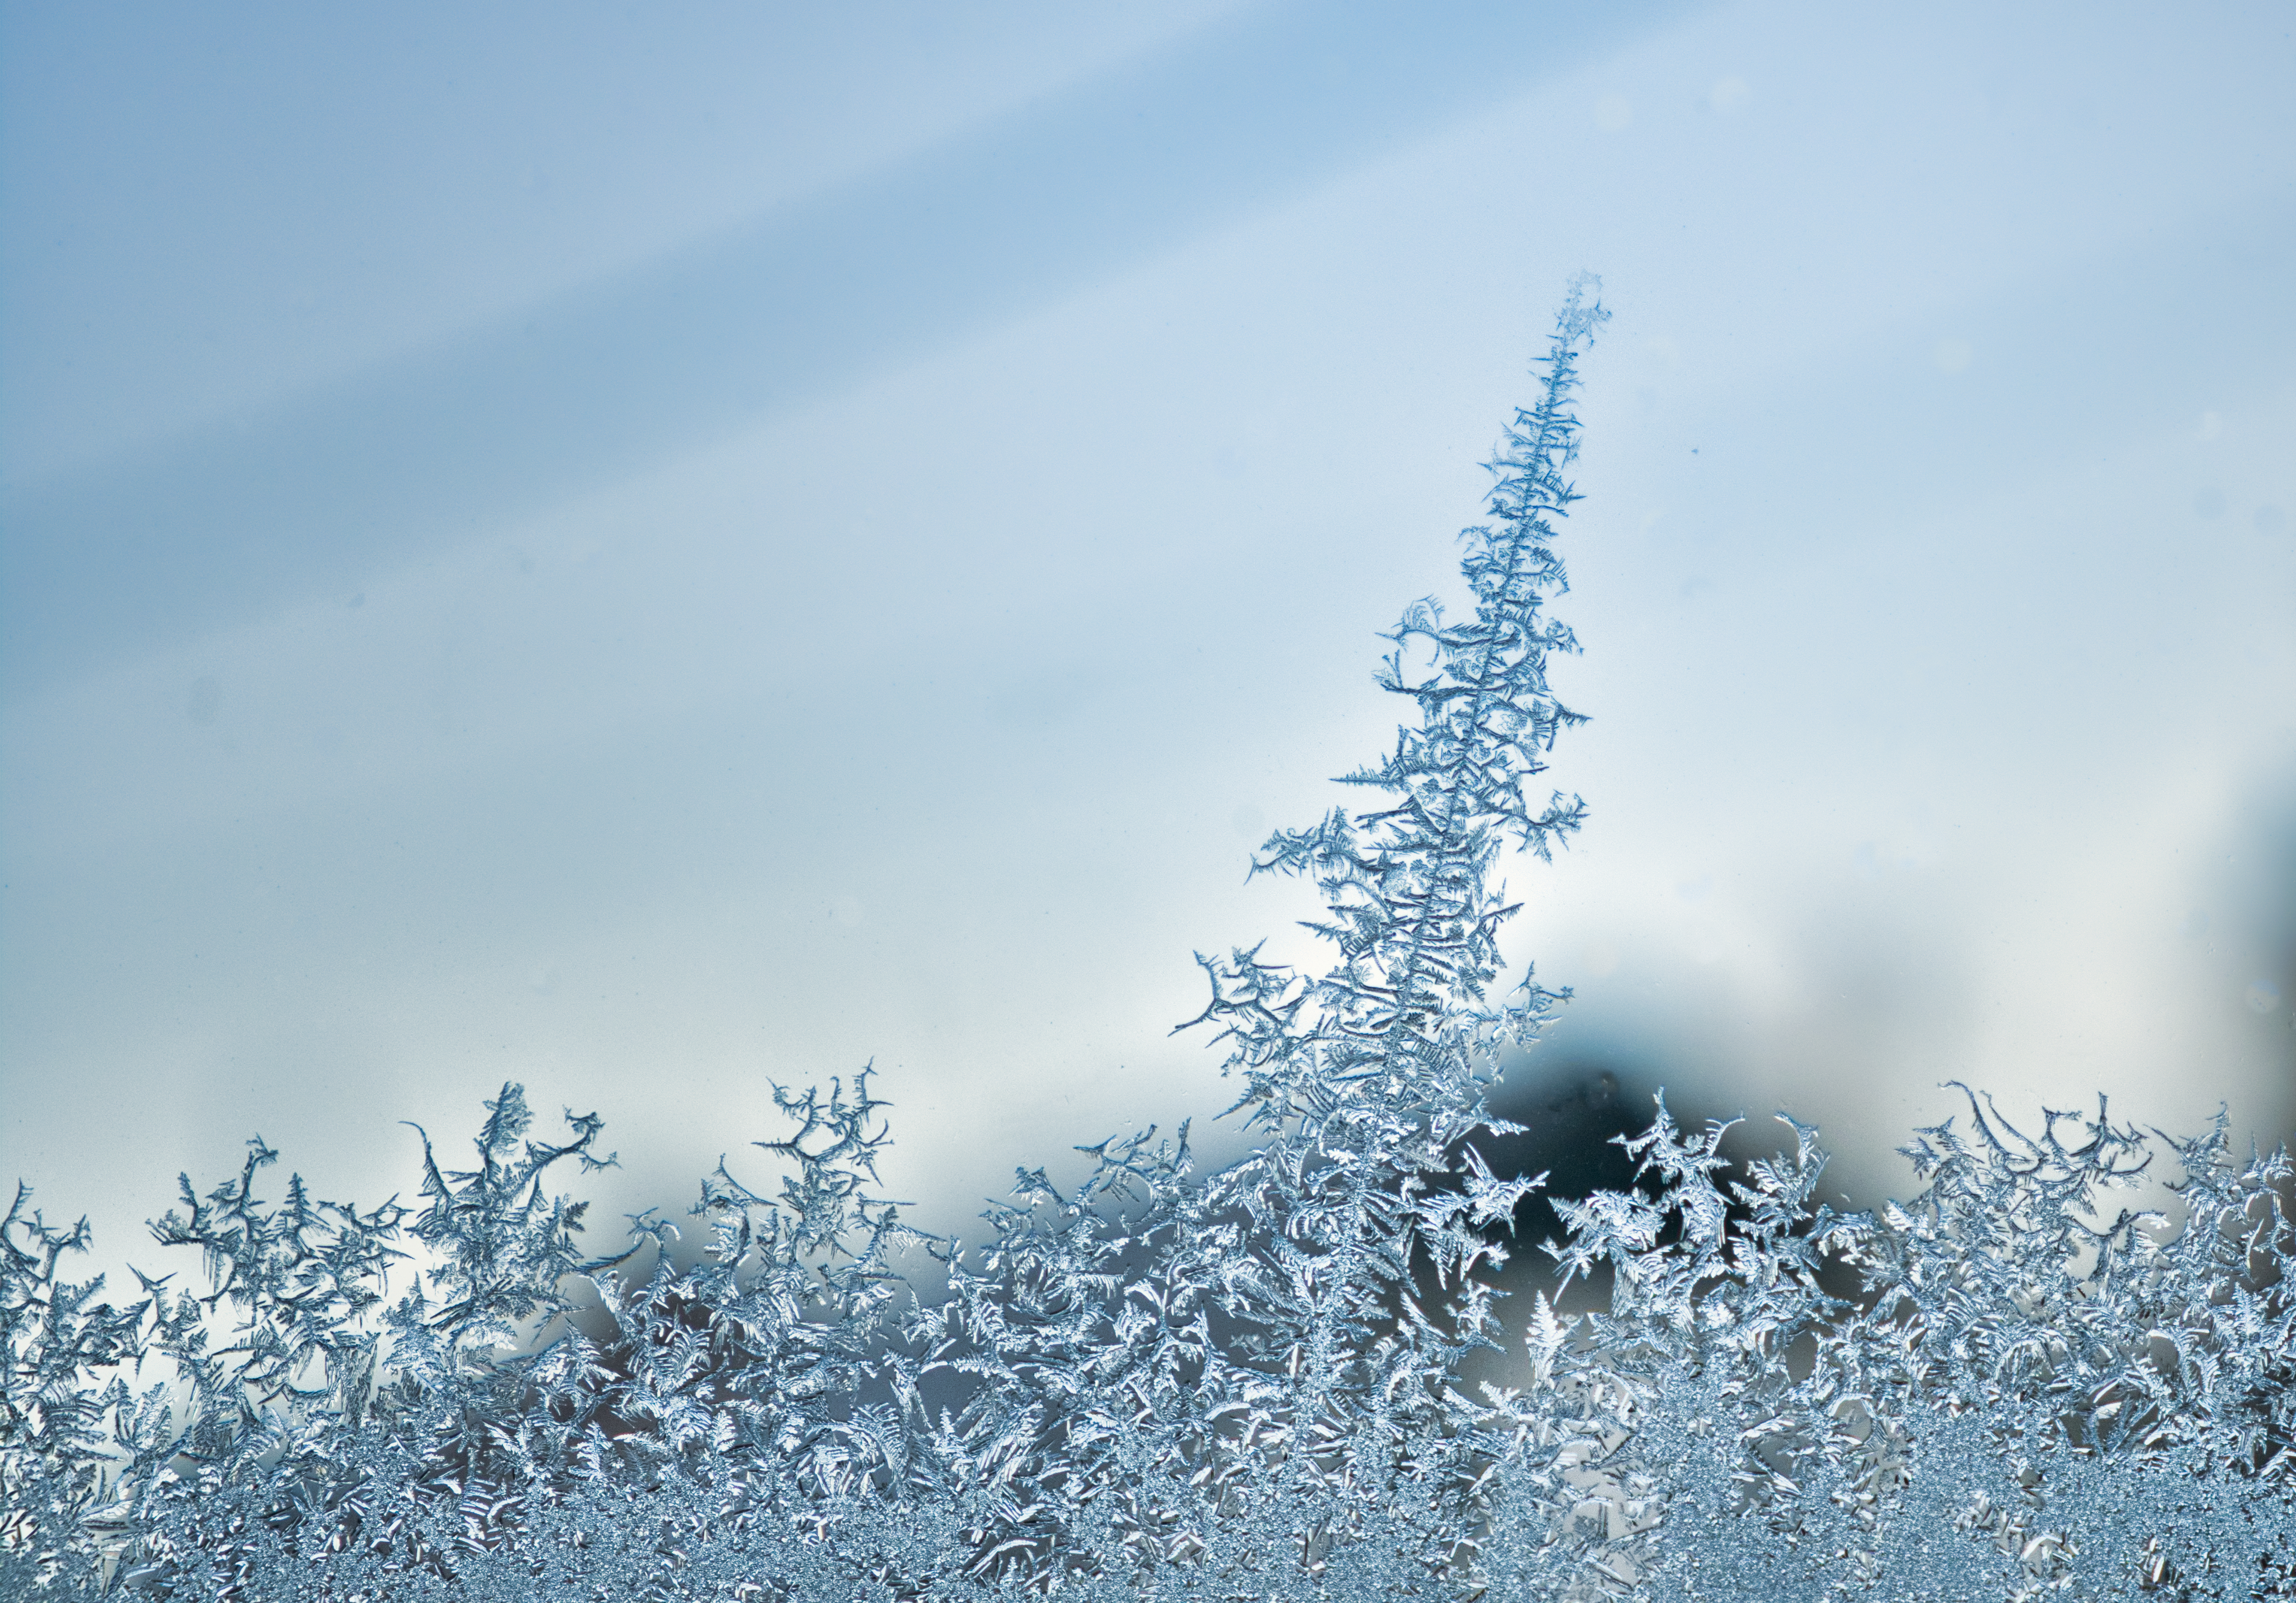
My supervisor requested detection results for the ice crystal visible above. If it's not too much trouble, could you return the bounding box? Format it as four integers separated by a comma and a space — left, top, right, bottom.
4, 279, 2291, 1599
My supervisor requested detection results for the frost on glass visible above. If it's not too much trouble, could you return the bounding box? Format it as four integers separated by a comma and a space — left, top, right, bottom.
4, 277, 2292, 1599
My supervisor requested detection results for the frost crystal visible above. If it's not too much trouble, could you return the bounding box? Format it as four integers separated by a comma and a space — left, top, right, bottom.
5, 279, 2291, 1598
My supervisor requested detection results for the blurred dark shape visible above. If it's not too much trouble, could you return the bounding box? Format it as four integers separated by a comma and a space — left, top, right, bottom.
1478, 1053, 1658, 1257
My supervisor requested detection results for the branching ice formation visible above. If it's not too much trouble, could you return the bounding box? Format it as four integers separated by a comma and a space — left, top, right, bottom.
4, 279, 2291, 1599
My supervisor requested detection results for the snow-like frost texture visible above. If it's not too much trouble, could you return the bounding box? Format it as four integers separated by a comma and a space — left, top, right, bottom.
5, 278, 2291, 1599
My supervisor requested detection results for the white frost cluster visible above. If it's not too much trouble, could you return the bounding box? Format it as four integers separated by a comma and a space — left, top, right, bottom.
5, 280, 2290, 1599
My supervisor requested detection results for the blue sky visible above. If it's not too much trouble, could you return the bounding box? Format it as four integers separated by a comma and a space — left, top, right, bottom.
3, 0, 2291, 1278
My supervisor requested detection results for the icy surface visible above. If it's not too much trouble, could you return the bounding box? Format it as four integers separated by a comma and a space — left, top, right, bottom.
5, 282, 2291, 1599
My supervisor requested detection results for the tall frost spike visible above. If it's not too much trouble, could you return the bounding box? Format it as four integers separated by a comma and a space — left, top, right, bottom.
1129, 277, 1609, 1589
1187, 270, 1607, 1138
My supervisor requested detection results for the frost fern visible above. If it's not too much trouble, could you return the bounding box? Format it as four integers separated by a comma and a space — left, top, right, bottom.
5, 279, 2291, 1600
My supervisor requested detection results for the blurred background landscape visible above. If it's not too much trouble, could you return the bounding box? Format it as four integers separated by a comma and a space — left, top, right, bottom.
3, 0, 2291, 1293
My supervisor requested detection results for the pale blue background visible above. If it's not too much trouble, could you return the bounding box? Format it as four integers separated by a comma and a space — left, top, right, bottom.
3, 1, 2291, 1282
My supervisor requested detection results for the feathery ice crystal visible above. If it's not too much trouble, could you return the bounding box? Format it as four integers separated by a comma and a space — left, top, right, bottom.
5, 277, 2291, 1599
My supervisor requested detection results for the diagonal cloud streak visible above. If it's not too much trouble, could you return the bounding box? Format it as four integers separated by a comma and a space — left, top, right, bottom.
0, 0, 1695, 695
